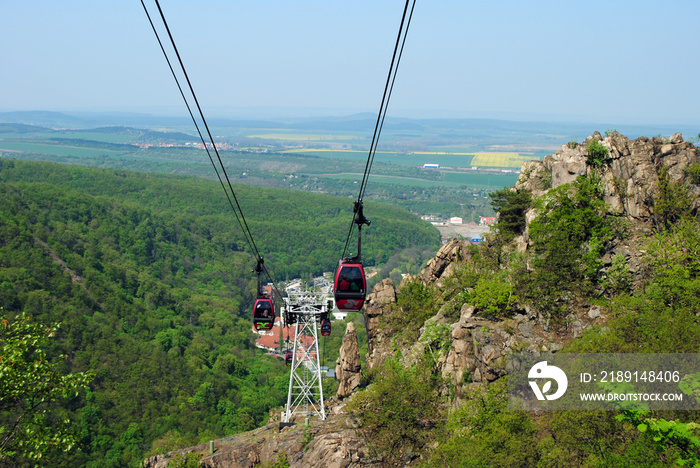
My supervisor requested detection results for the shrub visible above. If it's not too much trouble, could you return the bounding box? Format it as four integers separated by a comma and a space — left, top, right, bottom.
522, 174, 613, 313
464, 274, 517, 318
653, 166, 693, 231
684, 163, 700, 185
169, 452, 203, 468
346, 357, 443, 465
425, 380, 538, 468
602, 254, 632, 295
586, 140, 609, 168
382, 279, 436, 344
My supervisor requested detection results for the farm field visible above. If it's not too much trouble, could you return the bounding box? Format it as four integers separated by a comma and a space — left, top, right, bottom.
4, 112, 599, 219
470, 152, 535, 168
441, 170, 519, 187
248, 133, 363, 142
0, 140, 127, 158
313, 170, 519, 189
283, 149, 482, 168
314, 172, 457, 188
283, 148, 535, 169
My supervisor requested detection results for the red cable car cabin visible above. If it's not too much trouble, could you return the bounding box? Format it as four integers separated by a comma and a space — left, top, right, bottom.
252, 298, 275, 331
284, 349, 293, 366
334, 261, 366, 312
320, 318, 332, 336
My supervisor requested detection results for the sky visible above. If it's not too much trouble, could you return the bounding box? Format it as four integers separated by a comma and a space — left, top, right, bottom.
2, 0, 700, 125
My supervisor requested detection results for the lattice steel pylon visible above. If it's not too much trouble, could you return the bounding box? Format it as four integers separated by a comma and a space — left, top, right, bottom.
282, 291, 333, 423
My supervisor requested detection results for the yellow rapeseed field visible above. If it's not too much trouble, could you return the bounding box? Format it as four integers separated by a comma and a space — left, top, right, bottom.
471, 152, 530, 168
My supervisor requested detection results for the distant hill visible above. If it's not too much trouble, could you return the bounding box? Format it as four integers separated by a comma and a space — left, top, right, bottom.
74, 126, 194, 143
0, 122, 55, 133
0, 110, 90, 128
3, 110, 698, 142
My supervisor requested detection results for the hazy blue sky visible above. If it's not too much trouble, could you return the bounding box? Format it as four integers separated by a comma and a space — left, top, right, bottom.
2, 1, 699, 124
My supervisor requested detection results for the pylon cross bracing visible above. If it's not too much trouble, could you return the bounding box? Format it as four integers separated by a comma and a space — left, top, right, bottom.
282, 291, 332, 423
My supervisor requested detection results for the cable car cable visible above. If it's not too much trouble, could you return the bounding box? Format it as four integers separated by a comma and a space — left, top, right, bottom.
356, 0, 416, 203
359, 0, 416, 202
340, 0, 417, 260
145, 0, 261, 261
141, 0, 284, 299
140, 1, 249, 256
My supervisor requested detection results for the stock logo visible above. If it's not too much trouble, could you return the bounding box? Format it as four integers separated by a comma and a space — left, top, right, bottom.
528, 361, 568, 401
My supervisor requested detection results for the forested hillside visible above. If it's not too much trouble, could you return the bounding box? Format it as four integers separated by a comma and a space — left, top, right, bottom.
0, 159, 439, 466
343, 132, 700, 467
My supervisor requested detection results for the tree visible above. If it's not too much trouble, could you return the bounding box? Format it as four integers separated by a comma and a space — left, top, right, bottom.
0, 311, 92, 465
524, 174, 613, 311
488, 187, 532, 241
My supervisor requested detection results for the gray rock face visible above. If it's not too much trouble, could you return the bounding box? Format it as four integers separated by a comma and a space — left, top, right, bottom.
418, 237, 472, 286
516, 131, 700, 223
362, 278, 396, 371
335, 322, 362, 398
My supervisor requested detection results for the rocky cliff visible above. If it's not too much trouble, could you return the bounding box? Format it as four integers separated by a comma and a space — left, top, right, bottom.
361, 131, 699, 393
335, 322, 362, 398
517, 131, 700, 222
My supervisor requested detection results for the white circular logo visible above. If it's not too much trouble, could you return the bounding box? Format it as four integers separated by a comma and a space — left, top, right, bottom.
528, 361, 568, 401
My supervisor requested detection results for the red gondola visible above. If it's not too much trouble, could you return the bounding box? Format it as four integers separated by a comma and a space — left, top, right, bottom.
284, 349, 293, 366
252, 257, 275, 331
334, 201, 370, 312
252, 297, 275, 331
334, 261, 366, 312
320, 318, 332, 336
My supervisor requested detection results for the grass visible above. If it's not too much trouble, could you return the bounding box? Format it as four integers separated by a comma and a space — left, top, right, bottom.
282, 149, 479, 168
413, 151, 475, 155
442, 171, 519, 187
313, 173, 450, 187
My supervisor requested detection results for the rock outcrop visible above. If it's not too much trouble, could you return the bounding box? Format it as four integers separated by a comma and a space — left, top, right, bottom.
513, 131, 699, 288
516, 131, 700, 222
143, 415, 377, 468
438, 303, 603, 391
417, 237, 472, 287
362, 278, 396, 371
361, 132, 699, 396
335, 322, 362, 398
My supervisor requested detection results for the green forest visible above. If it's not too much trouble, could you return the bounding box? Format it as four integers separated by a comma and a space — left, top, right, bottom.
0, 159, 439, 466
